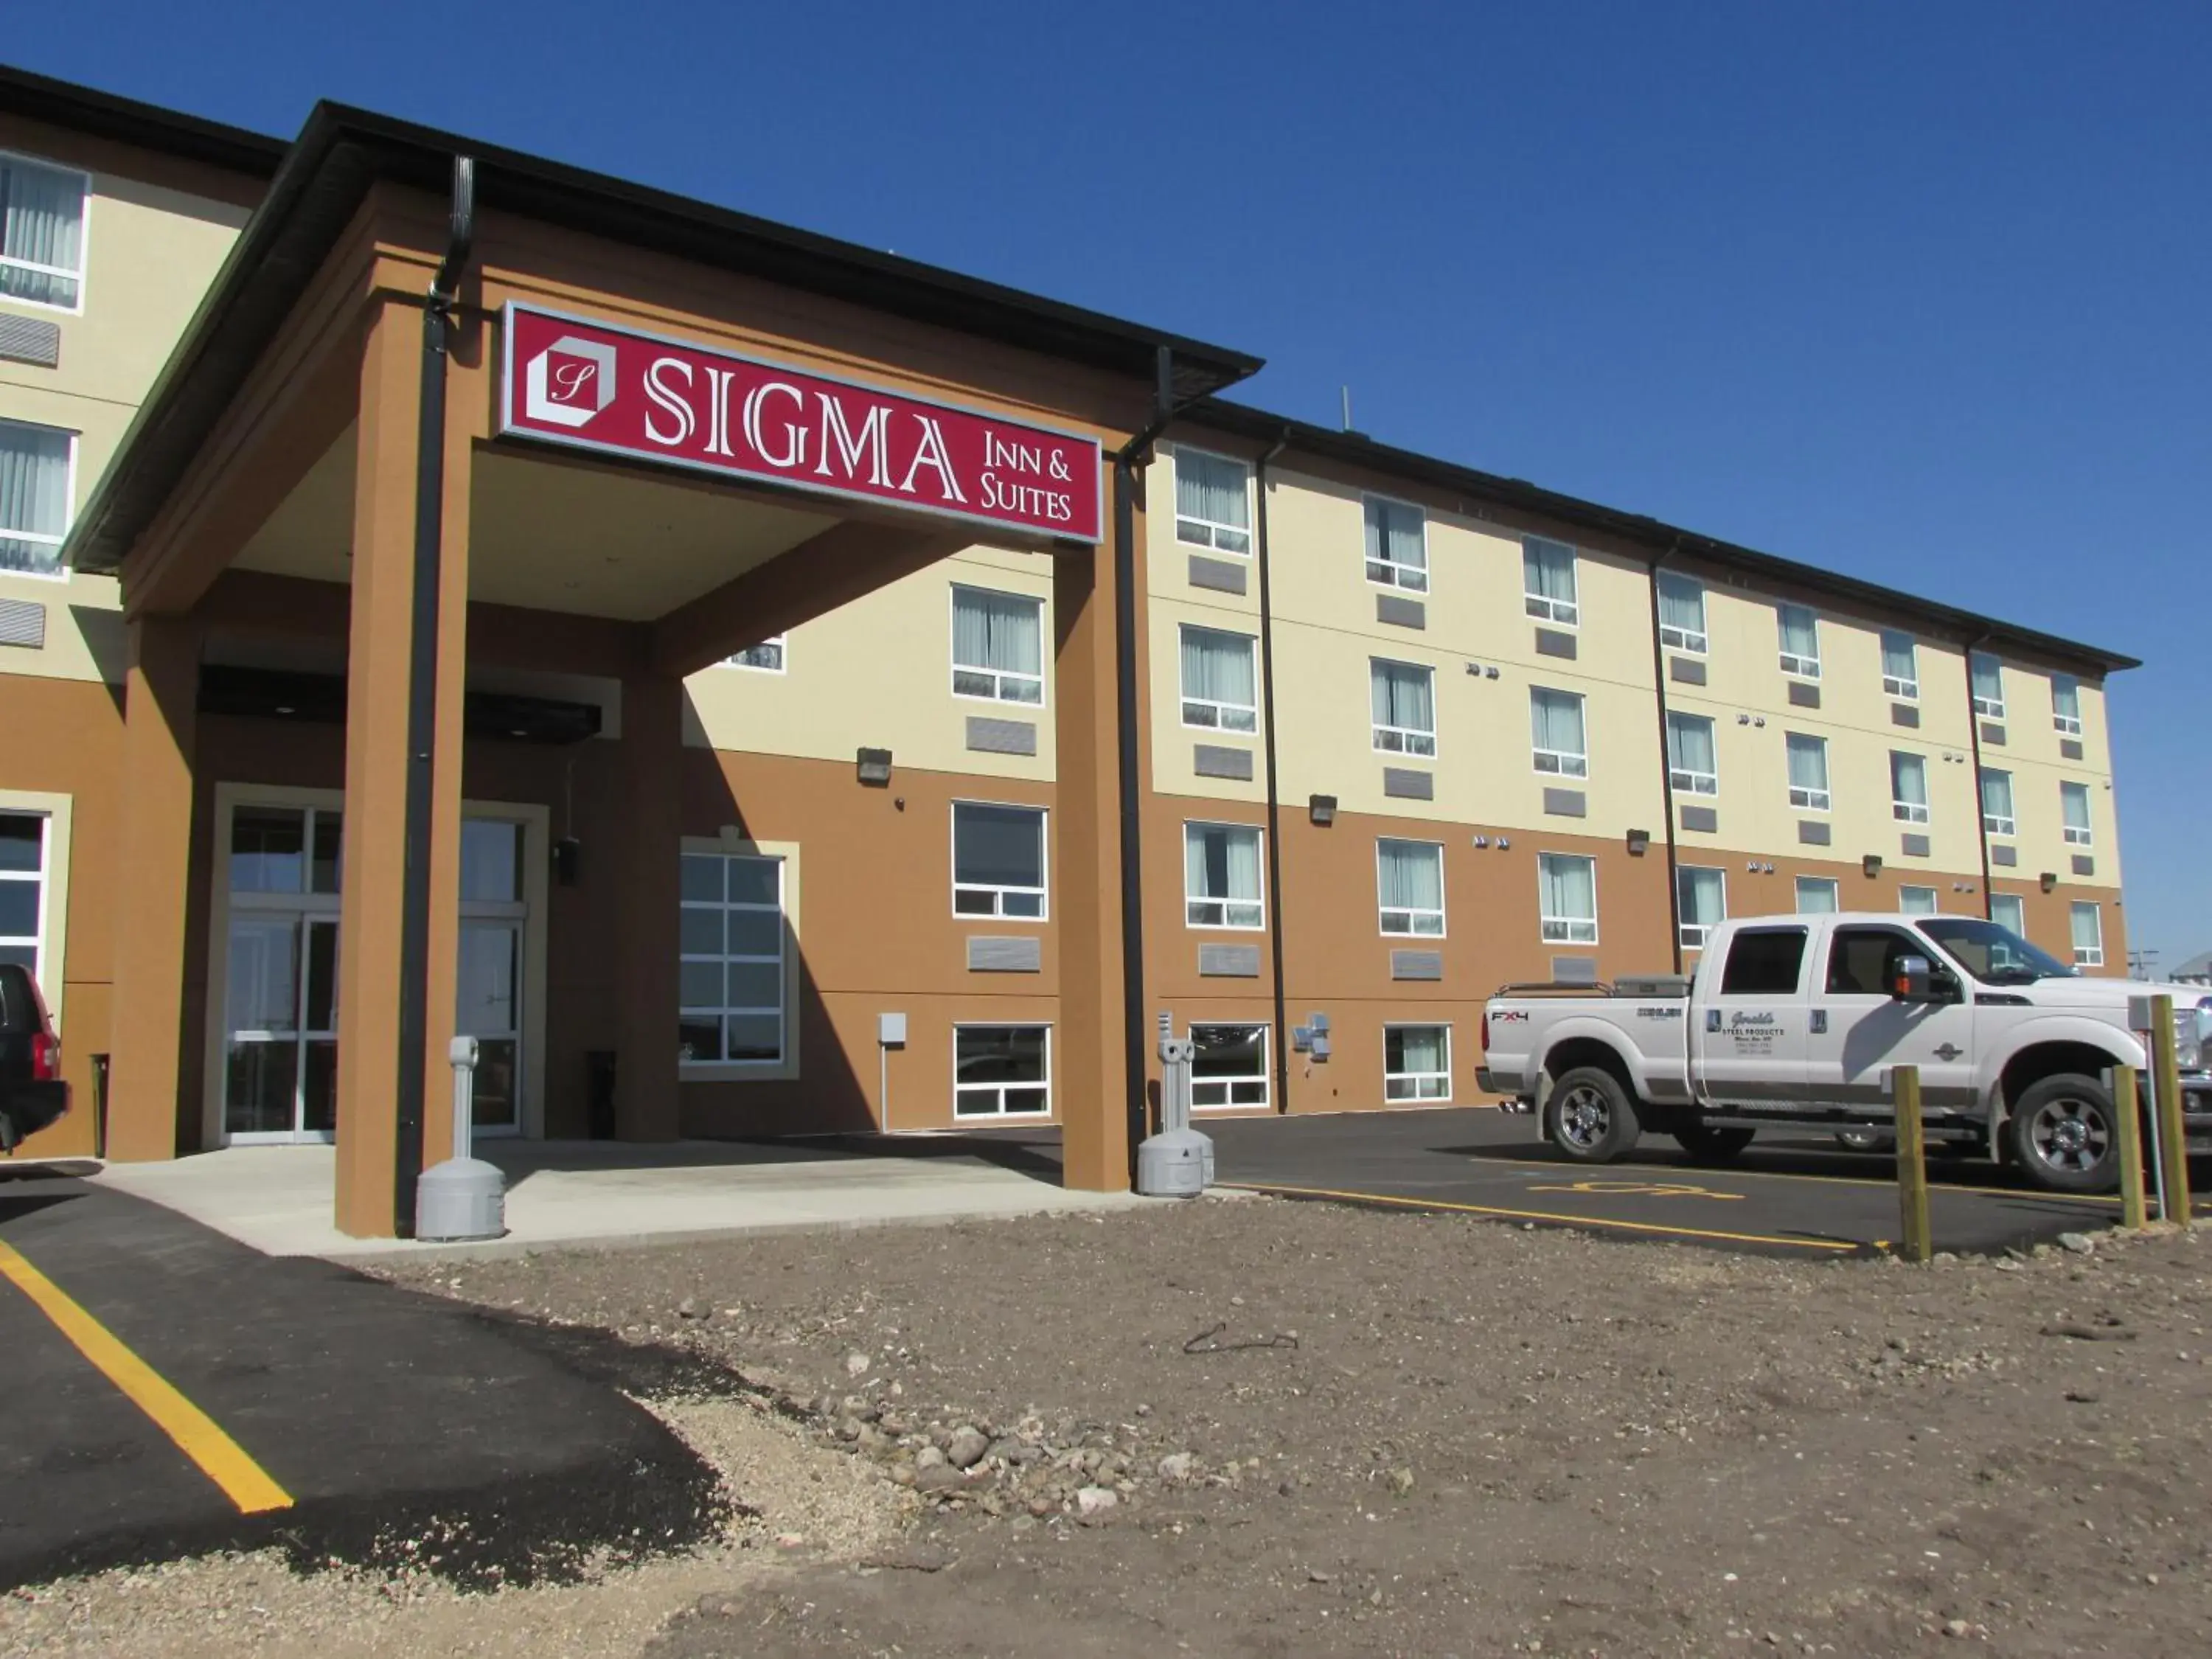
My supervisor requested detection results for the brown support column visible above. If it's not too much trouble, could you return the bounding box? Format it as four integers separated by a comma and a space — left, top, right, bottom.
105, 614, 202, 1160
613, 670, 684, 1141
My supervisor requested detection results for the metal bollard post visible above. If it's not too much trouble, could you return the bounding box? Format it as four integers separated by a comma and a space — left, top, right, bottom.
2109, 1065, 2148, 1231
2152, 996, 2191, 1226
1891, 1064, 1932, 1264
451, 1034, 477, 1163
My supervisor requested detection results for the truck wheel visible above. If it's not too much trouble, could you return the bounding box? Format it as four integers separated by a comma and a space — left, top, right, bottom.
2005, 1074, 2121, 1194
1545, 1066, 1641, 1164
1674, 1125, 1754, 1164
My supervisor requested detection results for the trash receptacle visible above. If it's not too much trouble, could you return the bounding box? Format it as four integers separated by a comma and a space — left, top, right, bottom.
587, 1049, 616, 1139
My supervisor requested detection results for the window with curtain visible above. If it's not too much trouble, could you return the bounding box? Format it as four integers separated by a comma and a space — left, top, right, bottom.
1786, 733, 1829, 811
1898, 886, 1938, 916
2070, 902, 2104, 967
1376, 838, 1444, 936
1666, 712, 1717, 795
1371, 658, 1436, 757
1881, 630, 1919, 699
1970, 653, 2006, 719
1980, 768, 2015, 835
952, 801, 1046, 917
950, 585, 1043, 703
1658, 573, 1706, 653
1795, 876, 1840, 914
2052, 675, 2082, 736
1180, 625, 1257, 731
1384, 1025, 1451, 1102
1, 153, 87, 310
2061, 782, 2093, 846
1174, 448, 1251, 554
1990, 893, 2026, 939
1529, 688, 1587, 777
1523, 537, 1579, 625
724, 635, 785, 672
1191, 1023, 1269, 1108
1677, 866, 1725, 950
1185, 822, 1263, 928
1777, 605, 1821, 678
1363, 497, 1427, 591
1890, 751, 1930, 824
1538, 852, 1598, 943
0, 420, 73, 574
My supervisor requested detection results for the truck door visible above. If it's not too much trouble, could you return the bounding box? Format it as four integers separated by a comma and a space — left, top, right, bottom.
1806, 925, 1978, 1116
1692, 925, 1811, 1110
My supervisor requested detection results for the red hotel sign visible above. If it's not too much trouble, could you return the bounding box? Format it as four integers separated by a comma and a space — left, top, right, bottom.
498, 303, 1103, 543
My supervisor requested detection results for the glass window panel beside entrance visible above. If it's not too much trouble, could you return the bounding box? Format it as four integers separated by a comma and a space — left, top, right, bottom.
0, 812, 46, 978
679, 851, 786, 1067
222, 804, 344, 1141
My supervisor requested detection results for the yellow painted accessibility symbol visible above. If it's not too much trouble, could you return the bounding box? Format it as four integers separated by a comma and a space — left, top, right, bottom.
1527, 1179, 1745, 1201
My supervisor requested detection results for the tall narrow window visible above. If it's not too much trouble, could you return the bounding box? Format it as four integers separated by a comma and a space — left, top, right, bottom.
1970, 653, 2006, 719
1890, 751, 1930, 824
1657, 572, 1706, 653
1989, 893, 2026, 938
0, 420, 72, 575
1364, 497, 1427, 591
1185, 823, 1264, 929
0, 153, 88, 309
1795, 876, 1840, 914
1677, 866, 1725, 950
678, 852, 787, 1067
1538, 852, 1598, 943
725, 635, 786, 672
1384, 1025, 1451, 1102
1786, 733, 1830, 811
1778, 605, 1821, 678
1180, 625, 1258, 731
952, 802, 1046, 918
2070, 902, 2104, 968
1881, 630, 1919, 699
0, 813, 49, 980
1173, 448, 1251, 554
1523, 537, 1579, 625
950, 585, 1044, 704
2051, 675, 2082, 736
1377, 838, 1445, 936
1666, 712, 1717, 795
1980, 768, 2015, 836
1529, 687, 1588, 778
1371, 658, 1436, 757
2061, 782, 2093, 846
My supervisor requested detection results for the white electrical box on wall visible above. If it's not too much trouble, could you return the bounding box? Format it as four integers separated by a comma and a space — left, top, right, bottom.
878, 1012, 908, 1047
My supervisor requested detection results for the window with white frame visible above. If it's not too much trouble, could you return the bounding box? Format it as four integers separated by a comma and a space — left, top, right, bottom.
952, 801, 1046, 918
1, 153, 88, 310
1385, 1024, 1451, 1102
2070, 902, 2104, 968
1795, 876, 1840, 914
1539, 852, 1598, 944
1881, 630, 1919, 699
1377, 838, 1444, 936
1523, 537, 1579, 625
2052, 675, 2082, 736
1185, 822, 1264, 929
724, 635, 785, 672
2061, 782, 2093, 846
1677, 865, 1725, 950
1180, 625, 1257, 732
1371, 658, 1436, 757
1778, 605, 1821, 678
1658, 572, 1707, 653
1529, 687, 1588, 778
1173, 448, 1251, 554
0, 813, 49, 978
1363, 496, 1427, 592
1980, 768, 2015, 836
950, 585, 1043, 704
1990, 892, 2026, 938
1191, 1023, 1269, 1109
953, 1024, 1051, 1117
1970, 653, 2006, 720
1891, 751, 1930, 824
1899, 886, 1938, 916
678, 852, 785, 1066
1786, 732, 1830, 811
1666, 712, 1717, 796
0, 420, 74, 576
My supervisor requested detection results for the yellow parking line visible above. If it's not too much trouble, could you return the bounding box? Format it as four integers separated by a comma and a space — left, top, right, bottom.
0, 1240, 292, 1514
1220, 1181, 1863, 1253
1464, 1150, 2127, 1206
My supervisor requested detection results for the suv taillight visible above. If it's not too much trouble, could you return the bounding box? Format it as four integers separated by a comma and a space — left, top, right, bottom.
30, 1030, 58, 1082
1480, 1010, 1491, 1053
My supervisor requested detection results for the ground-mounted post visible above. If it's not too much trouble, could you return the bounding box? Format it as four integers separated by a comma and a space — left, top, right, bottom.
2110, 1065, 2148, 1231
2151, 996, 2191, 1226
1891, 1063, 1931, 1263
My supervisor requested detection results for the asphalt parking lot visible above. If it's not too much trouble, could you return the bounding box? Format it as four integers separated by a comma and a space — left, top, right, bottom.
1202, 1105, 2204, 1256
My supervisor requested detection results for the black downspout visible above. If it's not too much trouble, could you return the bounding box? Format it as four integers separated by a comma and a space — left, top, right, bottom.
392, 156, 475, 1237
1963, 633, 1995, 921
1254, 430, 1291, 1111
1646, 548, 1683, 973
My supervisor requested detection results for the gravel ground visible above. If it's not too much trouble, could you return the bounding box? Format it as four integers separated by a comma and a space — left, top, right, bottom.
10, 1197, 2212, 1657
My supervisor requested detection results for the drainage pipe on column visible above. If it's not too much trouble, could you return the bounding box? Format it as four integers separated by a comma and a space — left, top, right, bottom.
1963, 632, 1996, 922
394, 155, 475, 1237
1253, 429, 1292, 1111
1645, 543, 1684, 975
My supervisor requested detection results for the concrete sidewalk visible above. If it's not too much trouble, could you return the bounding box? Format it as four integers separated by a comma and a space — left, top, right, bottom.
92, 1135, 1151, 1261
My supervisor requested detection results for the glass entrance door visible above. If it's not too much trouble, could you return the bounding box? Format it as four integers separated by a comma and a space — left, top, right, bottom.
222, 806, 341, 1142
458, 819, 526, 1135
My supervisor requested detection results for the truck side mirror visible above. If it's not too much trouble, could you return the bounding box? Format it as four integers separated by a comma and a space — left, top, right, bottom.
1891, 954, 1934, 1002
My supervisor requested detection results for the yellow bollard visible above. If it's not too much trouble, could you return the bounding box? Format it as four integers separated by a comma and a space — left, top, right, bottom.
2110, 1065, 2147, 1231
1891, 1064, 1932, 1264
2152, 997, 2191, 1226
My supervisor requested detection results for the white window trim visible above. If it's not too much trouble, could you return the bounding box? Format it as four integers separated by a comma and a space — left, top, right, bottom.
679, 837, 801, 1082
1786, 734, 1831, 813
948, 583, 1046, 707
2052, 677, 2083, 737
1183, 820, 1265, 931
0, 790, 71, 1033
1537, 852, 1599, 945
1189, 1023, 1270, 1110
0, 149, 92, 319
1530, 686, 1590, 779
1170, 445, 1253, 557
1795, 876, 1842, 912
1891, 753, 1931, 824
1880, 633, 1920, 700
1898, 886, 1939, 916
1970, 655, 2007, 720
1666, 713, 1716, 796
1384, 1023, 1453, 1104
1371, 658, 1438, 758
0, 420, 79, 585
1179, 625, 1259, 734
1778, 606, 1822, 680
723, 635, 787, 673
1980, 770, 2016, 838
1376, 838, 1447, 939
1363, 494, 1429, 594
2062, 784, 2094, 847
2070, 903, 2105, 969
950, 799, 1048, 922
951, 1022, 1053, 1119
1990, 894, 2028, 936
1657, 574, 1707, 655
1676, 865, 1725, 952
1522, 537, 1580, 627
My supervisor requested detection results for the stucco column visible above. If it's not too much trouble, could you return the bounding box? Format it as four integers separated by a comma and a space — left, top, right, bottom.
613, 671, 684, 1140
105, 613, 203, 1161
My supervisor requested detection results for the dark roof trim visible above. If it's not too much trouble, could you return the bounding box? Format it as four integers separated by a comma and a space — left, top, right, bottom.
1190, 399, 2139, 675
67, 100, 1262, 574
0, 60, 286, 176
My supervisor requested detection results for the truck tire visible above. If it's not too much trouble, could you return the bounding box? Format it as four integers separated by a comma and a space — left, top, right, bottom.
2005, 1073, 2121, 1194
1545, 1066, 1641, 1164
1674, 1125, 1754, 1164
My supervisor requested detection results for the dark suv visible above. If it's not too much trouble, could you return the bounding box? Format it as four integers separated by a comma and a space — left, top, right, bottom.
0, 964, 67, 1153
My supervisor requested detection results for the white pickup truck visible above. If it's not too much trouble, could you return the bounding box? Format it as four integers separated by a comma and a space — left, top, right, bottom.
1478, 911, 2212, 1193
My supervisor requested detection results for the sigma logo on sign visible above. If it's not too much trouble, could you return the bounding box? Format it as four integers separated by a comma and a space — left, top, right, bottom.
497, 302, 1103, 542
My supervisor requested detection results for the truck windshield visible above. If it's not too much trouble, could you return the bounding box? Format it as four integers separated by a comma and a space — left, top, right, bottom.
1914, 918, 2076, 985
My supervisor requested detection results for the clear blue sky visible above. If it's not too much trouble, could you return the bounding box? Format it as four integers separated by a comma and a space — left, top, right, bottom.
15, 2, 2209, 970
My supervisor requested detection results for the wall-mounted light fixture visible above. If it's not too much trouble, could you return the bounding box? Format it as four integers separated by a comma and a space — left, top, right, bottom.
1496, 836, 1511, 850
1485, 666, 1500, 680
2039, 871, 2059, 893
856, 747, 894, 787
1626, 829, 1651, 857
1753, 716, 1766, 728
1309, 794, 1338, 827
1862, 854, 1883, 879
1736, 713, 1751, 725
1471, 834, 1489, 848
